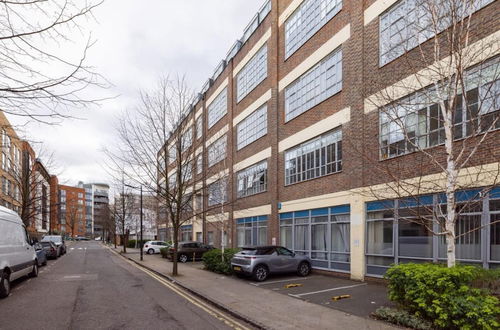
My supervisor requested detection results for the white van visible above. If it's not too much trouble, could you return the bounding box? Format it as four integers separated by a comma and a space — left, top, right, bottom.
0, 206, 38, 298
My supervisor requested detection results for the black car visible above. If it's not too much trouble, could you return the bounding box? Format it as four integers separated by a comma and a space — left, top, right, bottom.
167, 241, 214, 263
40, 241, 59, 259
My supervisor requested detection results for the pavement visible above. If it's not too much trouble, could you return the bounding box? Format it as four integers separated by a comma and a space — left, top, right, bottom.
113, 246, 397, 330
0, 241, 253, 330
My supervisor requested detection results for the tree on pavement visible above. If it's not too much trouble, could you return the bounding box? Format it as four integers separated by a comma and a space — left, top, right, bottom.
362, 0, 499, 267
104, 76, 204, 276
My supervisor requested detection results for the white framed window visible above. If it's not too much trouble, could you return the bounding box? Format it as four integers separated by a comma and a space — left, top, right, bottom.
208, 87, 228, 129
285, 128, 342, 185
207, 135, 227, 167
285, 0, 342, 59
196, 116, 203, 139
379, 0, 494, 66
236, 44, 268, 102
236, 161, 268, 198
237, 104, 267, 150
285, 48, 342, 122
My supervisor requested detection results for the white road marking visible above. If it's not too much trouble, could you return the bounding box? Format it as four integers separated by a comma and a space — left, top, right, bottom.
249, 277, 311, 286
78, 248, 83, 250
70, 248, 75, 250
288, 283, 367, 298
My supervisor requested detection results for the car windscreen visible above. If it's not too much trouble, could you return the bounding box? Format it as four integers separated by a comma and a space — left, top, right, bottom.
240, 248, 275, 255
43, 236, 62, 243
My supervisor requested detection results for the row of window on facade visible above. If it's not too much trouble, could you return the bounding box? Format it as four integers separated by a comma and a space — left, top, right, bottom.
380, 56, 499, 159
366, 187, 500, 276
1, 176, 20, 201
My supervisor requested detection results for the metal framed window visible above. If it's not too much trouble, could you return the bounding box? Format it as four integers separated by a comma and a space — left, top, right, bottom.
236, 44, 268, 102
284, 128, 342, 185
196, 116, 203, 139
207, 87, 228, 129
379, 57, 500, 159
207, 135, 227, 167
208, 180, 227, 206
237, 216, 268, 247
236, 161, 267, 198
285, 0, 342, 59
379, 0, 494, 66
284, 48, 342, 122
196, 154, 202, 175
365, 188, 500, 277
168, 146, 176, 164
279, 205, 351, 272
181, 127, 192, 151
236, 104, 267, 150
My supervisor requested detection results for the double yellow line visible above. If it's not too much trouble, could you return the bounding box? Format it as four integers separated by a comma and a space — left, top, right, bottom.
113, 248, 252, 330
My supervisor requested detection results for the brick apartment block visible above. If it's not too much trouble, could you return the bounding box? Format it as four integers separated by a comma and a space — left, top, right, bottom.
0, 111, 56, 238
158, 0, 500, 280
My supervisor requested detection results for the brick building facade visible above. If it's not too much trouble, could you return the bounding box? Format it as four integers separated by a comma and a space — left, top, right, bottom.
57, 184, 86, 237
159, 0, 500, 280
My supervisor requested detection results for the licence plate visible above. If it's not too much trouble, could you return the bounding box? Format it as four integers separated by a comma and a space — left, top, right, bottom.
233, 266, 242, 271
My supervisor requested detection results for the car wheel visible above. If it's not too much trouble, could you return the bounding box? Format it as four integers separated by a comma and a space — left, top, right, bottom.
0, 272, 10, 298
253, 265, 269, 282
297, 262, 311, 277
148, 249, 154, 255
29, 262, 39, 278
179, 254, 188, 263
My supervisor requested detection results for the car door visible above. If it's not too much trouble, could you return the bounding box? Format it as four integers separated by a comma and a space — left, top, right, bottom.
266, 249, 281, 272
276, 247, 297, 273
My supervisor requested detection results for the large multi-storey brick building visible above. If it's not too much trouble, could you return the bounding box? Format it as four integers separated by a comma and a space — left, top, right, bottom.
159, 0, 499, 280
56, 184, 86, 237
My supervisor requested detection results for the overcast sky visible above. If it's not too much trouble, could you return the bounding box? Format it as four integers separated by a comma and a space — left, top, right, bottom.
7, 0, 263, 187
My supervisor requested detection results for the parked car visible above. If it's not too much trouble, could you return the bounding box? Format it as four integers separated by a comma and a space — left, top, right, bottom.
0, 206, 38, 299
231, 246, 312, 282
41, 235, 66, 255
40, 241, 59, 259
167, 241, 214, 263
34, 243, 48, 266
143, 241, 171, 255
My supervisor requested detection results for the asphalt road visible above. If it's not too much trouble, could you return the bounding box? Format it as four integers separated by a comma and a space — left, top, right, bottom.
0, 241, 251, 330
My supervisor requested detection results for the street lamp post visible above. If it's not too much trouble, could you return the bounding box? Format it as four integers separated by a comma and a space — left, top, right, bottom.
125, 183, 143, 261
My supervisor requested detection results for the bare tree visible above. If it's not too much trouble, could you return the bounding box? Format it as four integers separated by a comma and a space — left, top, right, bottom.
104, 76, 203, 275
363, 0, 500, 267
113, 182, 135, 253
0, 0, 107, 123
64, 193, 84, 238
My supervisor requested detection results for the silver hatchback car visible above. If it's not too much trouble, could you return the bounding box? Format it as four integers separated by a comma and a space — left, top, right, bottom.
231, 246, 312, 281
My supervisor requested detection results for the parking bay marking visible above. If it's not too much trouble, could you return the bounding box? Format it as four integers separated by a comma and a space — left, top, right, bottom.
249, 277, 311, 286
288, 283, 367, 298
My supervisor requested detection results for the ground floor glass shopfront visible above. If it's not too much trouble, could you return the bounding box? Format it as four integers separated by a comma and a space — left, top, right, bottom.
237, 216, 268, 247
366, 187, 500, 277
279, 205, 351, 272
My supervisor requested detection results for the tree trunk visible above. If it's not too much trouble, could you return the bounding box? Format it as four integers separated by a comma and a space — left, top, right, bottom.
443, 100, 457, 267
172, 227, 179, 276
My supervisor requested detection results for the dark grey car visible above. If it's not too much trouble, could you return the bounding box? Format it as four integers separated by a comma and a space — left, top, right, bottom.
231, 246, 311, 281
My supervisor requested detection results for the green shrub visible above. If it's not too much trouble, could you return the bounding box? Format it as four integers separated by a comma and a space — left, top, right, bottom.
159, 247, 169, 258
202, 248, 240, 275
473, 268, 500, 297
385, 263, 500, 329
373, 307, 433, 330
126, 239, 148, 248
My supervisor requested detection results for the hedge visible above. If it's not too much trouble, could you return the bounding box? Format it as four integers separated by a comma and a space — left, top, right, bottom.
202, 248, 240, 275
385, 263, 500, 329
126, 239, 148, 249
159, 247, 169, 258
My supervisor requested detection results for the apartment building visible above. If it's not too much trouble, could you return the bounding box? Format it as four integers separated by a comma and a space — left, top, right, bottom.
159, 0, 499, 280
56, 184, 86, 237
78, 182, 110, 238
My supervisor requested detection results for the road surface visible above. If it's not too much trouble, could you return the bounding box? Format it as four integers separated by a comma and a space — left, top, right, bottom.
0, 241, 252, 330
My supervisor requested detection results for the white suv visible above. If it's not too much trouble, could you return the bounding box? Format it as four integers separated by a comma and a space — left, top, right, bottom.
0, 207, 38, 298
143, 241, 170, 255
